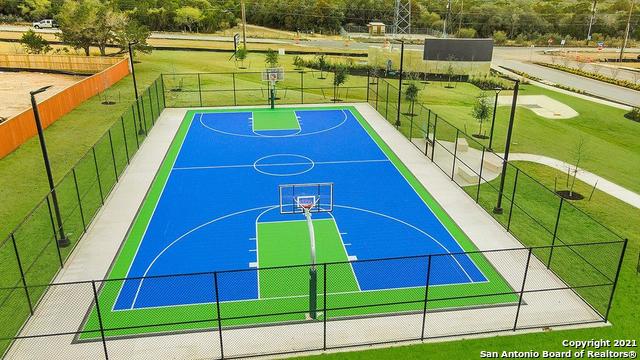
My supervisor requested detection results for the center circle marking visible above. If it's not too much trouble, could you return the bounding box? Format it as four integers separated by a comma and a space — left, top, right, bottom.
252, 154, 315, 176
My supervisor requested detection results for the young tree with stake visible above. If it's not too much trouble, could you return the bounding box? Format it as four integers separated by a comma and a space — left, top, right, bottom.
471, 92, 491, 138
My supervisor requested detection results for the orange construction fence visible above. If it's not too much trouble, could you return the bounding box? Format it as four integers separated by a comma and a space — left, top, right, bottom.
0, 57, 130, 159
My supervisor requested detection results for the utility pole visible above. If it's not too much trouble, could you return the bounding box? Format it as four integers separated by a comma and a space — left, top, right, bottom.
443, 0, 451, 38
587, 0, 598, 43
241, 0, 247, 48
619, 0, 635, 62
458, 0, 464, 34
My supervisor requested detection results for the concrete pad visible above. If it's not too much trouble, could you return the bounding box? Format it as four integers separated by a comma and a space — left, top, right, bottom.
5, 103, 606, 360
498, 95, 579, 119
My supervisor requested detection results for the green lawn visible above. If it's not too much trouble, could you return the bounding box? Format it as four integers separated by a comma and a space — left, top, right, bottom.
392, 80, 640, 194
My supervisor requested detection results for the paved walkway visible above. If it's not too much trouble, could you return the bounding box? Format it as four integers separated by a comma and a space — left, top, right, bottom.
509, 153, 640, 209
424, 139, 640, 209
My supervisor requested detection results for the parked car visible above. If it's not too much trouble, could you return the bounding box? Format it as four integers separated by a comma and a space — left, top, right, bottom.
32, 19, 58, 29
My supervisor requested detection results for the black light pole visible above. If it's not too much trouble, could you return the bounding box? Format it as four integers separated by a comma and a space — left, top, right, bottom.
395, 40, 405, 128
487, 87, 502, 152
30, 86, 70, 247
493, 80, 519, 214
128, 41, 144, 135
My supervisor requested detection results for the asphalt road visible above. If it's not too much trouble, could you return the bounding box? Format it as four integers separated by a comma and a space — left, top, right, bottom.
3, 24, 638, 106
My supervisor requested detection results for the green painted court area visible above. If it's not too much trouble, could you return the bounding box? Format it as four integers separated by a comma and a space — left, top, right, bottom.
252, 108, 300, 131
78, 106, 519, 341
258, 219, 359, 298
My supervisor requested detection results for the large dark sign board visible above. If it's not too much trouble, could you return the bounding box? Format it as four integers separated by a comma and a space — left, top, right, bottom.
423, 38, 494, 61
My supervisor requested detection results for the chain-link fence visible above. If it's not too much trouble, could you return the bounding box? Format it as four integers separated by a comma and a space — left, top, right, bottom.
0, 242, 626, 359
161, 70, 370, 108
0, 75, 165, 358
367, 77, 628, 265
0, 72, 630, 359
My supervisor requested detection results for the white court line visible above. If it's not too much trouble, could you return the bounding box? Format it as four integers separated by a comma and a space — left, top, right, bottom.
129, 205, 277, 309
348, 110, 489, 283
333, 205, 475, 283
199, 109, 348, 138
112, 112, 199, 312
173, 159, 390, 171
328, 212, 362, 291
253, 206, 280, 299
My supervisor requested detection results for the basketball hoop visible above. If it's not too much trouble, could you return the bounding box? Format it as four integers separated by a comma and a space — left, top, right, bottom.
278, 183, 333, 320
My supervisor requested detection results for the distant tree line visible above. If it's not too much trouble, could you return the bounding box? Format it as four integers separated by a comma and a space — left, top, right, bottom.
1, 0, 638, 41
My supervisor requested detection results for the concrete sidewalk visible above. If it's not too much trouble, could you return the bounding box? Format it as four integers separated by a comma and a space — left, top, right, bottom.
509, 153, 640, 209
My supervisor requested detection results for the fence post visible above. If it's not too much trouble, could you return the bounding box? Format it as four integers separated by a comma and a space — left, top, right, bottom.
513, 248, 533, 331
366, 69, 370, 102
605, 239, 628, 322
409, 108, 414, 140
198, 73, 203, 107
130, 106, 140, 149
154, 81, 162, 114
91, 280, 109, 360
140, 97, 148, 134
92, 147, 104, 205
120, 117, 130, 164
451, 130, 459, 180
547, 197, 564, 268
45, 197, 64, 266
507, 168, 519, 231
232, 73, 237, 106
214, 272, 224, 359
72, 168, 86, 232
430, 114, 438, 161
108, 130, 118, 181
476, 148, 485, 202
425, 110, 431, 157
160, 74, 167, 109
148, 88, 155, 125
420, 255, 432, 340
385, 82, 390, 119
11, 233, 33, 315
323, 262, 327, 351
375, 77, 379, 110
300, 71, 304, 104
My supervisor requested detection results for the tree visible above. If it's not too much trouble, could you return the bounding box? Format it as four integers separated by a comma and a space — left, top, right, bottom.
445, 59, 456, 88
56, 0, 98, 56
293, 55, 304, 70
265, 48, 279, 68
235, 46, 248, 69
317, 54, 327, 79
20, 29, 52, 54
92, 4, 127, 56
113, 20, 152, 56
19, 0, 51, 20
404, 82, 420, 117
175, 6, 203, 32
471, 92, 491, 138
332, 65, 348, 102
567, 137, 587, 198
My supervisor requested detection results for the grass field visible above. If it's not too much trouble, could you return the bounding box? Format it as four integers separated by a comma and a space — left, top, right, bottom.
0, 47, 637, 358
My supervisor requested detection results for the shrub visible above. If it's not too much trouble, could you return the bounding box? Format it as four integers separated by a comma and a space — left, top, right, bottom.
20, 29, 51, 54
493, 31, 508, 45
457, 27, 477, 38
625, 107, 640, 122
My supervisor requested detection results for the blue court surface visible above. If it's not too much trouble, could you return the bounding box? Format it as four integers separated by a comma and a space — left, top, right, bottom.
110, 106, 492, 311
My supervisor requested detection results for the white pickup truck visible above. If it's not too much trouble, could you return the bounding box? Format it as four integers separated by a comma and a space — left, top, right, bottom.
32, 19, 58, 29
